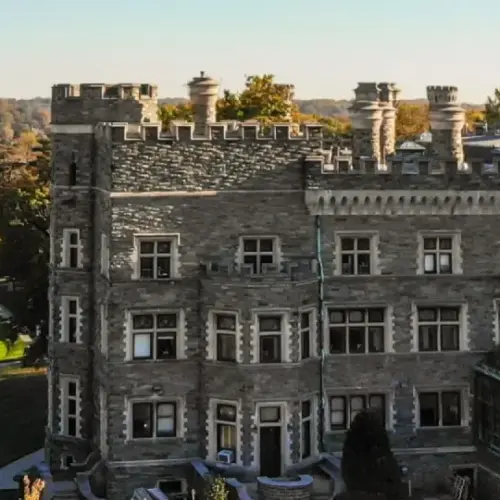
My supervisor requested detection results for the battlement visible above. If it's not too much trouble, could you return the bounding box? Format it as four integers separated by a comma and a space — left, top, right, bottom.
99, 121, 324, 142
426, 85, 459, 106
52, 83, 158, 101
353, 82, 380, 102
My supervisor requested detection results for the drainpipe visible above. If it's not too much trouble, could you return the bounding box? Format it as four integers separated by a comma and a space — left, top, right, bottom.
315, 215, 326, 453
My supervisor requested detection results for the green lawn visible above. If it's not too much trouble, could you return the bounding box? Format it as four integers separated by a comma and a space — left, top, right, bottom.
0, 367, 47, 468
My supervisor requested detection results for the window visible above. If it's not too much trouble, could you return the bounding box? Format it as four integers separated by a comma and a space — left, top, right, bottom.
300, 311, 313, 360
60, 454, 75, 470
417, 306, 461, 351
241, 237, 276, 274
138, 239, 175, 279
69, 152, 77, 186
100, 233, 109, 277
131, 401, 177, 438
158, 481, 184, 499
418, 391, 462, 427
62, 229, 81, 268
61, 297, 79, 343
257, 315, 283, 363
100, 303, 108, 356
215, 404, 237, 461
338, 236, 372, 275
421, 236, 454, 274
60, 378, 80, 437
475, 374, 500, 451
214, 313, 237, 362
330, 394, 386, 430
328, 308, 385, 354
301, 400, 313, 459
131, 312, 180, 360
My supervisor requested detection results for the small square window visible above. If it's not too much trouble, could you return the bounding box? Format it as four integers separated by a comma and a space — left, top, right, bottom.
241, 237, 277, 274
417, 306, 461, 352
338, 235, 374, 275
421, 235, 457, 275
137, 238, 176, 279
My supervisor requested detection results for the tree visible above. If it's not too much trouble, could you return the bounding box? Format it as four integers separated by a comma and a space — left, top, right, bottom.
395, 103, 429, 141
485, 88, 500, 129
0, 133, 50, 335
205, 476, 228, 500
341, 410, 403, 500
464, 109, 486, 133
158, 102, 193, 129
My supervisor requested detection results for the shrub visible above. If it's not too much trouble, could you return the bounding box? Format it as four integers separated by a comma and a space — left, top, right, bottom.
206, 476, 228, 500
341, 409, 403, 500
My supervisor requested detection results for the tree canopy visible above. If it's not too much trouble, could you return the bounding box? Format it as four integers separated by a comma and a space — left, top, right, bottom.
395, 103, 429, 141
341, 410, 403, 500
485, 87, 500, 129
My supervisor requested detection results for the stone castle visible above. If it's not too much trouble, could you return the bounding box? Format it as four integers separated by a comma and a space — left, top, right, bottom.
47, 73, 500, 500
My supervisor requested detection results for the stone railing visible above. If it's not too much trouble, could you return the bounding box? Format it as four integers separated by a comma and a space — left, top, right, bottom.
257, 476, 313, 500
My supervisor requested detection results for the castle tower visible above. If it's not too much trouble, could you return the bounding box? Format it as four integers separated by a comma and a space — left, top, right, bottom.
349, 83, 383, 167
275, 83, 295, 121
378, 82, 400, 164
426, 86, 465, 164
188, 72, 219, 135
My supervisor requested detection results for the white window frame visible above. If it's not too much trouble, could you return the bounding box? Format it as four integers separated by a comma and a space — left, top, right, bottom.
334, 231, 379, 276
415, 387, 468, 428
126, 397, 184, 441
494, 299, 500, 345
62, 228, 81, 268
59, 376, 81, 438
126, 309, 186, 361
417, 231, 461, 275
252, 401, 289, 474
100, 303, 108, 357
207, 310, 241, 363
326, 306, 387, 354
60, 296, 81, 344
414, 304, 465, 352
300, 398, 317, 459
329, 392, 389, 432
208, 398, 241, 464
133, 233, 180, 280
299, 308, 317, 360
100, 233, 109, 278
239, 236, 280, 275
251, 310, 290, 364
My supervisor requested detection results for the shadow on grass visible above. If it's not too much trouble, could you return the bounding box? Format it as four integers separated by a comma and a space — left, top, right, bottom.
0, 372, 47, 468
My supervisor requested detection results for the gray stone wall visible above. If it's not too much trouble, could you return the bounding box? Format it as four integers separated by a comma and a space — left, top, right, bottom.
431, 129, 464, 163
352, 128, 380, 162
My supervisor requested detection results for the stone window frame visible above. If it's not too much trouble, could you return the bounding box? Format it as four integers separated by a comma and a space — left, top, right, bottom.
100, 302, 108, 357
206, 398, 242, 465
324, 304, 394, 355
414, 385, 469, 429
206, 310, 242, 363
100, 232, 110, 278
132, 233, 181, 280
99, 388, 109, 459
327, 390, 393, 433
59, 375, 81, 438
416, 231, 462, 276
250, 309, 292, 364
238, 235, 281, 275
125, 309, 186, 362
60, 454, 75, 470
298, 308, 317, 360
60, 296, 81, 344
411, 302, 468, 353
493, 299, 500, 345
300, 396, 318, 460
61, 228, 82, 269
126, 396, 185, 442
333, 231, 380, 276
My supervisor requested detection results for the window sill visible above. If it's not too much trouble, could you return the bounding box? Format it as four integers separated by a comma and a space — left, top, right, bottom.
126, 358, 188, 363
132, 277, 181, 282
417, 425, 468, 431
326, 428, 393, 435
126, 437, 182, 443
326, 352, 388, 356
415, 350, 468, 354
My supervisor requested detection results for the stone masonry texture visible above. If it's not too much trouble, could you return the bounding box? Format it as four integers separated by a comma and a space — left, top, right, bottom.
48, 83, 500, 500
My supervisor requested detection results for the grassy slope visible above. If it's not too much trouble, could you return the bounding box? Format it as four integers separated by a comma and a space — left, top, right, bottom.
0, 368, 47, 468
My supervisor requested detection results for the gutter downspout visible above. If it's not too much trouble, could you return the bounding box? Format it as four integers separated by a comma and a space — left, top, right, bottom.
315, 214, 326, 453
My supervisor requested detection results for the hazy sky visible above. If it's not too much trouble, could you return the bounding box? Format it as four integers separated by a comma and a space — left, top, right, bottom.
1, 0, 498, 102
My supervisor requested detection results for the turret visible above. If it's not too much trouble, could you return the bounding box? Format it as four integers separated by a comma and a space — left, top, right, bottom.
349, 83, 383, 167
378, 82, 400, 163
188, 72, 219, 136
426, 85, 466, 164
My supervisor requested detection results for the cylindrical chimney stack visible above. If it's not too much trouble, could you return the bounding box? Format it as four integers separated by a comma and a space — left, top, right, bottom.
378, 82, 400, 164
188, 71, 219, 135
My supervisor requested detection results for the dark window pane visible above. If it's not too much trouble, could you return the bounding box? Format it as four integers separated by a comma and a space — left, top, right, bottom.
68, 318, 77, 342
68, 417, 76, 437
259, 239, 274, 252
139, 257, 154, 278
418, 308, 437, 322
341, 254, 354, 275
441, 325, 459, 351
439, 238, 452, 250
301, 329, 310, 359
216, 314, 236, 331
157, 336, 176, 359
368, 327, 384, 353
330, 327, 346, 353
260, 254, 274, 272
301, 421, 311, 459
217, 334, 236, 361
329, 310, 345, 323
368, 309, 384, 323
341, 238, 354, 251
68, 382, 77, 396
357, 238, 370, 251
260, 406, 280, 423
157, 314, 177, 329
300, 312, 310, 329
243, 255, 257, 274
348, 327, 365, 353
157, 241, 171, 254
442, 392, 461, 426
132, 403, 153, 438
260, 335, 281, 362
423, 238, 437, 250
68, 399, 76, 415
348, 310, 364, 323
243, 239, 257, 252
258, 316, 281, 332
69, 248, 79, 268
69, 300, 77, 315
140, 242, 155, 254
357, 254, 371, 274
69, 232, 78, 245
419, 393, 439, 427
440, 307, 459, 322
301, 401, 311, 418
419, 326, 438, 351
133, 314, 154, 330
217, 404, 237, 422
156, 257, 171, 278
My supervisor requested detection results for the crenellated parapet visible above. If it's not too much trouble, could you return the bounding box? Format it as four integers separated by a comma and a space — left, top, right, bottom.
96, 121, 325, 142
51, 83, 159, 125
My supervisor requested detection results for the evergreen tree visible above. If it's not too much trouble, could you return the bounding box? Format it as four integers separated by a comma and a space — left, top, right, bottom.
341, 409, 403, 500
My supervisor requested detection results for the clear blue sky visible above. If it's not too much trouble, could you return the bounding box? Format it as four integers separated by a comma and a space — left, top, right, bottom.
1, 0, 498, 102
